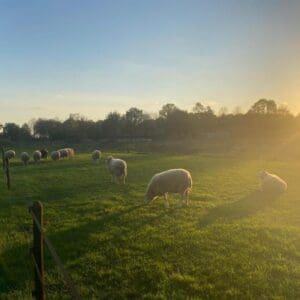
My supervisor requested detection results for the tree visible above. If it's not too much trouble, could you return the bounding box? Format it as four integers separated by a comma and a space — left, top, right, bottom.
101, 112, 123, 138
159, 103, 179, 119
218, 106, 228, 116
192, 102, 215, 117
248, 99, 277, 114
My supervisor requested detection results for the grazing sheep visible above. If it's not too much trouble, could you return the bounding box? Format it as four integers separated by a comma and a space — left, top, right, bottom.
144, 168, 192, 207
40, 148, 48, 159
258, 171, 287, 194
4, 150, 16, 160
20, 152, 30, 165
58, 148, 69, 158
51, 150, 60, 161
92, 150, 101, 162
105, 156, 127, 184
33, 150, 42, 163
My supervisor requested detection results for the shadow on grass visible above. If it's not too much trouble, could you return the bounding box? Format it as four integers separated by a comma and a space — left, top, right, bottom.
198, 190, 280, 227
0, 202, 166, 295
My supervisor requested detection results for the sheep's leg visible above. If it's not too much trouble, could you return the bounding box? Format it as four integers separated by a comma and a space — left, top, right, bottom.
163, 194, 170, 208
123, 175, 126, 185
185, 191, 189, 206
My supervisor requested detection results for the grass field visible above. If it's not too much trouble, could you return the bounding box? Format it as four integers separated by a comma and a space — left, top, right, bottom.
0, 151, 299, 299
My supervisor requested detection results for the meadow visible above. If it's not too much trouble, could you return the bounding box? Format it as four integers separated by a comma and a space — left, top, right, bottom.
0, 151, 299, 299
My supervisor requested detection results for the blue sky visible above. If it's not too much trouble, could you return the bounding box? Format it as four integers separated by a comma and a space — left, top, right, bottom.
0, 0, 299, 124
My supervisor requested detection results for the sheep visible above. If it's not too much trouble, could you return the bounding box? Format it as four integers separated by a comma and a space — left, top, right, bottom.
40, 148, 48, 159
51, 150, 60, 161
58, 148, 69, 158
258, 171, 287, 194
4, 150, 16, 160
144, 168, 192, 208
20, 152, 30, 165
92, 150, 101, 162
33, 150, 42, 163
105, 156, 127, 184
65, 148, 75, 157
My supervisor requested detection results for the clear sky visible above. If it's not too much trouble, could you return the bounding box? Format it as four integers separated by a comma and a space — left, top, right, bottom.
0, 0, 299, 124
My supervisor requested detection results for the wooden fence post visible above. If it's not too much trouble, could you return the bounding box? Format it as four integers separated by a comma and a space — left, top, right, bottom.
1, 147, 11, 190
31, 201, 45, 300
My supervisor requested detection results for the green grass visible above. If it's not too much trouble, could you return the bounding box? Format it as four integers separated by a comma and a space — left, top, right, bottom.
0, 152, 299, 299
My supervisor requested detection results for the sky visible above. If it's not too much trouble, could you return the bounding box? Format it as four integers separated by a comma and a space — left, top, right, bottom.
0, 0, 300, 124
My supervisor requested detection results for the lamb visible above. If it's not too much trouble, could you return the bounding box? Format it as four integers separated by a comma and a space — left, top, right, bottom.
4, 150, 16, 160
33, 150, 42, 163
20, 152, 30, 165
144, 168, 192, 207
258, 171, 287, 194
51, 150, 60, 161
92, 150, 101, 162
105, 156, 127, 184
40, 148, 48, 159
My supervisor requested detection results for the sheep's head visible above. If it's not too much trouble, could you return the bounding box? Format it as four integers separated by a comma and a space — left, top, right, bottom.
104, 156, 113, 166
257, 170, 268, 180
144, 189, 156, 204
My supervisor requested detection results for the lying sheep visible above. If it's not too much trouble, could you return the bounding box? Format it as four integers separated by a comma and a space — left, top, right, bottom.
105, 156, 127, 184
20, 152, 30, 165
33, 150, 42, 163
4, 150, 16, 160
258, 171, 287, 194
58, 149, 69, 158
51, 150, 60, 161
144, 168, 192, 207
92, 150, 101, 162
40, 148, 48, 159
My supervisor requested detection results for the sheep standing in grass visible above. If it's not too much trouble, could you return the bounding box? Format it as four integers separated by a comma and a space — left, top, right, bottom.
65, 148, 75, 157
105, 156, 127, 184
33, 150, 42, 163
20, 152, 30, 165
144, 169, 192, 207
92, 150, 101, 162
258, 171, 287, 194
58, 149, 69, 158
4, 150, 16, 160
40, 148, 48, 160
51, 150, 60, 161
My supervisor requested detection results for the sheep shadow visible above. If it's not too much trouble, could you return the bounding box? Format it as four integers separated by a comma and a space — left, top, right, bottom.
198, 190, 280, 227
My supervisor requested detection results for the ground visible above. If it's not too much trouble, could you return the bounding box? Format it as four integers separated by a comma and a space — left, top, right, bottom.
0, 151, 299, 299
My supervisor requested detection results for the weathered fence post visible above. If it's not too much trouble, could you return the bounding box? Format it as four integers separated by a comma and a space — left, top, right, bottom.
31, 201, 45, 300
1, 147, 11, 190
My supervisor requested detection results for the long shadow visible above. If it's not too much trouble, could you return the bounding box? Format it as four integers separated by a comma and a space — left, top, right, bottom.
198, 190, 279, 227
0, 203, 167, 295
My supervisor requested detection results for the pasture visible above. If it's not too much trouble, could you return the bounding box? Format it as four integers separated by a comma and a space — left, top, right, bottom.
0, 151, 299, 299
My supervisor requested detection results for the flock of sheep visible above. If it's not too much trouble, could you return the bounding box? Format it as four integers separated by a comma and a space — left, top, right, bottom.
3, 148, 287, 207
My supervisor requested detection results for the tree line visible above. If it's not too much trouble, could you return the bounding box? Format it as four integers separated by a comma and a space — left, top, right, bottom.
0, 99, 299, 142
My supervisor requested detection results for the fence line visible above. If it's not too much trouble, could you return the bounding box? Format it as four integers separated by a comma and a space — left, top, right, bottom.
29, 201, 81, 300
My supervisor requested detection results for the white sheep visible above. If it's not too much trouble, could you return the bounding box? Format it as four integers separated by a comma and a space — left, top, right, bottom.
20, 152, 30, 165
105, 156, 127, 184
33, 150, 42, 163
51, 150, 60, 161
65, 148, 75, 157
92, 150, 101, 162
58, 149, 69, 158
258, 171, 287, 194
144, 168, 192, 207
4, 150, 16, 160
